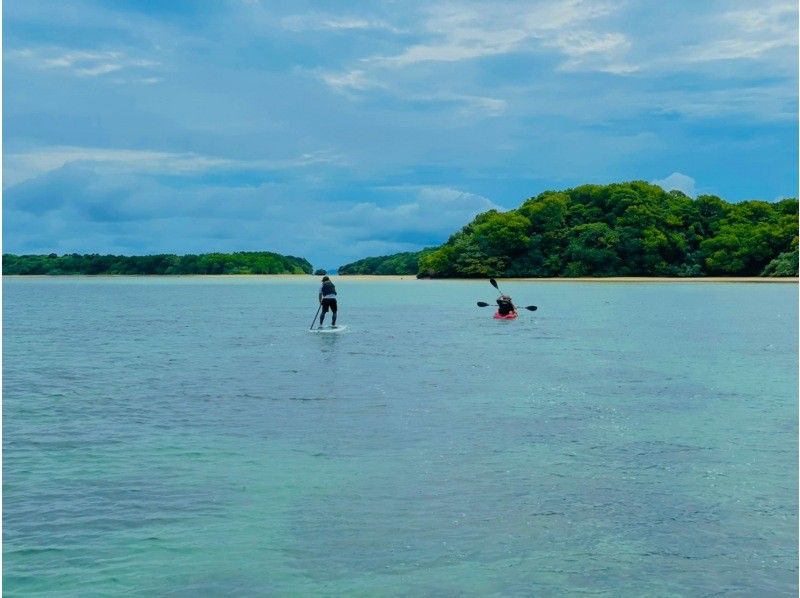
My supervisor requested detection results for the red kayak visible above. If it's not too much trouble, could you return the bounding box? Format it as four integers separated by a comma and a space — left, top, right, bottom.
493, 311, 518, 320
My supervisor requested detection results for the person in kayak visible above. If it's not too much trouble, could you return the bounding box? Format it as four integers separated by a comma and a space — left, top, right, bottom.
496, 294, 517, 317
318, 275, 338, 328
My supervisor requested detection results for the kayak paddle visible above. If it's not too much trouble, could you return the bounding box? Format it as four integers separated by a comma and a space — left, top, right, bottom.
477, 301, 537, 311
486, 279, 537, 311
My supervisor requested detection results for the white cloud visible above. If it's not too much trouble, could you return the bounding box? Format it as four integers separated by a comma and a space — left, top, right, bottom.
322, 0, 795, 105
552, 31, 628, 57
75, 63, 124, 77
671, 2, 796, 65
315, 4, 614, 113
3, 146, 346, 188
457, 95, 508, 117
4, 167, 498, 266
371, 0, 619, 67
377, 29, 525, 66
41, 50, 120, 68
322, 69, 383, 91
318, 73, 507, 116
348, 185, 501, 234
3, 147, 225, 188
678, 34, 795, 64
316, 0, 633, 110
652, 172, 696, 197
8, 46, 160, 79
281, 13, 401, 33
546, 31, 637, 73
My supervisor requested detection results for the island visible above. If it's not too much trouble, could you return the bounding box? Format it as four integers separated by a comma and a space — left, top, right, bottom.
2, 251, 313, 275
337, 181, 798, 278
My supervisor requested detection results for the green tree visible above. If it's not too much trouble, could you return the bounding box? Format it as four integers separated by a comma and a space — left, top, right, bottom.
564, 223, 621, 276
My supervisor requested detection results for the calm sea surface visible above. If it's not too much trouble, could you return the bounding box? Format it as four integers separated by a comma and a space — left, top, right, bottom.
3, 277, 797, 596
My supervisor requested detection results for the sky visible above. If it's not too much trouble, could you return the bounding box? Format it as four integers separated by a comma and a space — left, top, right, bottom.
3, 0, 798, 270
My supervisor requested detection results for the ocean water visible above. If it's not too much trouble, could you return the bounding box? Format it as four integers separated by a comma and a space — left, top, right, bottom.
3, 276, 797, 596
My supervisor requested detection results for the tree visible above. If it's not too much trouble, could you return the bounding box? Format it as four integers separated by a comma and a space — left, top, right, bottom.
564, 223, 621, 276
761, 238, 799, 276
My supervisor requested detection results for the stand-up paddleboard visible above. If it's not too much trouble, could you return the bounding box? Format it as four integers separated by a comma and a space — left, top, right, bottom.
310, 325, 347, 333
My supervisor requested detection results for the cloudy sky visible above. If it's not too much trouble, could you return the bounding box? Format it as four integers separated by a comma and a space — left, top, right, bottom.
3, 0, 798, 269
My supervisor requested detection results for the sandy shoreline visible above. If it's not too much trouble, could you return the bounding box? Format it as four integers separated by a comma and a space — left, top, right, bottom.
496, 276, 798, 283
337, 275, 798, 283
5, 274, 797, 283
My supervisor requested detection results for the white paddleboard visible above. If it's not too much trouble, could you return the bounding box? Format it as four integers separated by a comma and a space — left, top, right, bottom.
310, 325, 347, 333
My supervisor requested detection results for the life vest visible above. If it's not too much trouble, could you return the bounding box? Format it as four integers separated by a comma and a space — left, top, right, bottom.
497, 299, 514, 315
321, 281, 337, 297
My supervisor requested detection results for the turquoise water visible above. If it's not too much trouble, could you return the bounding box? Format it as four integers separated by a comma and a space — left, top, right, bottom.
3, 277, 797, 596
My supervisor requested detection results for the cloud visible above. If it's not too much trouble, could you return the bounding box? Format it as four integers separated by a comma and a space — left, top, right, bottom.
8, 47, 161, 79
318, 74, 507, 116
281, 13, 401, 33
652, 172, 696, 197
452, 95, 508, 117
376, 29, 525, 66
646, 84, 796, 122
307, 0, 799, 135
3, 147, 226, 189
636, 1, 796, 77
3, 162, 498, 266
42, 50, 120, 69
321, 69, 384, 91
547, 31, 637, 73
315, 0, 635, 111
335, 186, 500, 236
370, 1, 620, 67
684, 2, 797, 62
3, 145, 346, 188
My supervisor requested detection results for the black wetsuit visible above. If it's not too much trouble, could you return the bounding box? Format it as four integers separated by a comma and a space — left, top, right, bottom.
319, 281, 337, 326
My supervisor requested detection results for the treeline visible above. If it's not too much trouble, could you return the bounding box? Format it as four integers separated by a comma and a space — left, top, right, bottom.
3, 252, 313, 275
341, 182, 797, 277
338, 250, 433, 275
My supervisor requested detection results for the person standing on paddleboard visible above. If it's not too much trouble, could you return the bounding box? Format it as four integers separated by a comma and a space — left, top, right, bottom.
318, 275, 338, 328
496, 294, 517, 317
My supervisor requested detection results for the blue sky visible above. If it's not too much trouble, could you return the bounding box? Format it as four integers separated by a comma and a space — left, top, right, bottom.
3, 0, 798, 269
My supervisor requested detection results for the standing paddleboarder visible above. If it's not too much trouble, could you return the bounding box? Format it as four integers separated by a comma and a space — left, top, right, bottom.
318, 275, 338, 328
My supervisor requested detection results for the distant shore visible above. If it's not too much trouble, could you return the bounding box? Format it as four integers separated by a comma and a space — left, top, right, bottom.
6, 274, 796, 283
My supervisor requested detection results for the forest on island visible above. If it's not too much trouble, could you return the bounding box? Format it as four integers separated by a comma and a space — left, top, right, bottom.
338, 251, 434, 275
3, 252, 313, 275
337, 182, 798, 277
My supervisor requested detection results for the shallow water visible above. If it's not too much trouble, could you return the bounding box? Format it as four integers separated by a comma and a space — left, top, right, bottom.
3, 277, 797, 596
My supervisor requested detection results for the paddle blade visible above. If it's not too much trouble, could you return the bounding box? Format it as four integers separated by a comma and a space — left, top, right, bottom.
489, 278, 499, 290
525, 305, 538, 311
477, 301, 491, 307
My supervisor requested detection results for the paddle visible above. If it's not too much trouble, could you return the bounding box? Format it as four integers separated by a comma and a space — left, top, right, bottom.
309, 303, 322, 330
477, 301, 537, 311
488, 278, 537, 311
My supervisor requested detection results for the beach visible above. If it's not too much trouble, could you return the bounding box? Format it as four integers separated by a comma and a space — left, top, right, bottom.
339, 275, 799, 283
